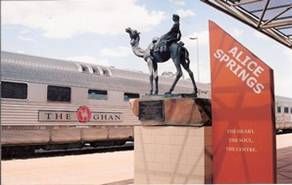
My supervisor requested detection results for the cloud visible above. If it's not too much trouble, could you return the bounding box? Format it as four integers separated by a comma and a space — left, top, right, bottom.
231, 28, 244, 37
2, 0, 166, 39
176, 9, 195, 18
254, 31, 269, 41
269, 49, 292, 97
100, 46, 131, 58
17, 50, 25, 54
17, 28, 35, 42
169, 0, 185, 6
19, 29, 31, 35
283, 49, 292, 60
18, 35, 35, 42
182, 30, 209, 47
65, 56, 109, 66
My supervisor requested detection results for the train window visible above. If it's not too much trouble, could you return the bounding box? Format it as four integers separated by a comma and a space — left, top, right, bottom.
81, 65, 89, 73
277, 106, 281, 113
124, 92, 140, 101
47, 85, 71, 102
102, 68, 111, 77
1, 81, 27, 99
284, 107, 289, 113
92, 67, 100, 75
88, 89, 107, 100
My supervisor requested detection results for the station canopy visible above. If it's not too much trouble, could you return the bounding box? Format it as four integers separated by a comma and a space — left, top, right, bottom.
201, 0, 292, 49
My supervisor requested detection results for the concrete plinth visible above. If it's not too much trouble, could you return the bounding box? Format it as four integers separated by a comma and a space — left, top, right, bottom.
130, 97, 211, 126
134, 126, 212, 184
130, 96, 212, 184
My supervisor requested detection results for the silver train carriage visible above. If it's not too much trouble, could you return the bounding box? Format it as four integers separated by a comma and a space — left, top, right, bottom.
1, 51, 291, 151
1, 51, 209, 149
275, 96, 292, 132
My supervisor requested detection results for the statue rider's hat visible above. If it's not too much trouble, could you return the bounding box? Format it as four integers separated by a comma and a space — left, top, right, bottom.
172, 14, 180, 21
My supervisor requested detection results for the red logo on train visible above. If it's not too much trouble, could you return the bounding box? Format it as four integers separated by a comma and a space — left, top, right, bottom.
76, 106, 92, 123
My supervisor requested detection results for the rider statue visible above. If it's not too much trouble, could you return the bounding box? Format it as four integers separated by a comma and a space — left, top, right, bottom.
151, 14, 182, 61
160, 14, 181, 49
125, 14, 198, 96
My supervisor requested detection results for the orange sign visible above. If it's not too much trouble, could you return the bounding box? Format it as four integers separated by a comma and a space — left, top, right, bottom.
209, 21, 276, 183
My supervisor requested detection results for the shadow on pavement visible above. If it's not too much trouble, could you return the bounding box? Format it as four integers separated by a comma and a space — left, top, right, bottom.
277, 146, 292, 184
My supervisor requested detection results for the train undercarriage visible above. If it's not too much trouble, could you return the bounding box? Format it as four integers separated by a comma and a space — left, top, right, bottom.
1, 125, 134, 159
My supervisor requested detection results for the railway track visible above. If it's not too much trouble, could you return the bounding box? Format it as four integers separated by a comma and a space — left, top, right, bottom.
2, 142, 134, 160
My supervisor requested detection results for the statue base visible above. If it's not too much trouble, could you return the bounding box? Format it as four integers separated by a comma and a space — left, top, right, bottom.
142, 93, 198, 98
130, 96, 212, 184
129, 96, 211, 126
134, 126, 212, 184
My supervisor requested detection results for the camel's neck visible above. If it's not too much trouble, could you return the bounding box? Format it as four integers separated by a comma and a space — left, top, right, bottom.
131, 37, 145, 58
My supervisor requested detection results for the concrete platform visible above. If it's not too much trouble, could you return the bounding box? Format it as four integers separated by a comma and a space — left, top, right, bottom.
277, 146, 292, 184
277, 133, 292, 184
1, 151, 134, 185
1, 133, 292, 184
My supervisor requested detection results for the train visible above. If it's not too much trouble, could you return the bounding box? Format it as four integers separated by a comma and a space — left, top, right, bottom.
275, 96, 292, 132
0, 51, 209, 153
1, 51, 291, 153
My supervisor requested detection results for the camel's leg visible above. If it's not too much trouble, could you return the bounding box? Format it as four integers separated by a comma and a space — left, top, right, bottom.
181, 57, 198, 95
149, 75, 154, 95
153, 62, 159, 95
186, 68, 198, 96
165, 58, 182, 94
147, 58, 154, 95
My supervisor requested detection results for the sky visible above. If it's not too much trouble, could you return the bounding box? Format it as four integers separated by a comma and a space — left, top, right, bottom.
1, 0, 292, 97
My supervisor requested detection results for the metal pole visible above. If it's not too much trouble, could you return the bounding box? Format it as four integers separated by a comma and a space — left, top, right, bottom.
189, 37, 200, 82
196, 38, 200, 82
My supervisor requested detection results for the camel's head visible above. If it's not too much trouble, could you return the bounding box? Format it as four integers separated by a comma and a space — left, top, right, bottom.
125, 27, 140, 46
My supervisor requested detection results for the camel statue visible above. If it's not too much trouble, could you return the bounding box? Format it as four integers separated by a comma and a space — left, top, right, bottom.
125, 27, 198, 96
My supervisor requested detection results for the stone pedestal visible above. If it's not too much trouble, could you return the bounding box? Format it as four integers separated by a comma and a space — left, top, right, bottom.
130, 97, 212, 184
135, 126, 212, 184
